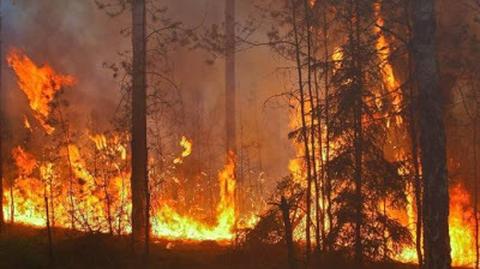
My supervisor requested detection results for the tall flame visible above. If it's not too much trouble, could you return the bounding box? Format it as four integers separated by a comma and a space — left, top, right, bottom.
7, 49, 76, 134
373, 3, 403, 126
396, 184, 476, 267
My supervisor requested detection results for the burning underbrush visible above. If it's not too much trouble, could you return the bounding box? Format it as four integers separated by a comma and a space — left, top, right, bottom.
3, 50, 256, 245
1, 29, 478, 269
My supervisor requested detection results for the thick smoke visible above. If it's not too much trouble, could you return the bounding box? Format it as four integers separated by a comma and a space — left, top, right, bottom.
2, 0, 295, 195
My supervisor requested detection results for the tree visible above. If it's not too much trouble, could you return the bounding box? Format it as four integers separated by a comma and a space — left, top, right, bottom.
225, 0, 236, 158
412, 0, 451, 269
280, 196, 296, 269
290, 0, 314, 259
0, 0, 4, 234
326, 0, 411, 265
131, 0, 149, 258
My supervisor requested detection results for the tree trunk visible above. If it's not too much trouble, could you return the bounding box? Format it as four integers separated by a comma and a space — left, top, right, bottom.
280, 196, 296, 269
131, 0, 148, 258
44, 182, 54, 267
404, 1, 424, 265
225, 0, 236, 157
412, 1, 451, 269
291, 0, 313, 260
9, 184, 13, 223
322, 5, 333, 250
352, 0, 363, 266
474, 112, 479, 269
303, 0, 321, 252
0, 0, 4, 234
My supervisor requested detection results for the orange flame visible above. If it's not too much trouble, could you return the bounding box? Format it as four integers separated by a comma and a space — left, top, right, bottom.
7, 49, 76, 134
173, 136, 193, 164
12, 146, 37, 175
152, 151, 237, 241
396, 184, 476, 267
4, 133, 243, 242
373, 3, 403, 126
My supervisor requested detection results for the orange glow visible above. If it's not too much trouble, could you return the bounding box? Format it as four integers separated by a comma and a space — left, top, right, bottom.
173, 136, 193, 164
7, 49, 76, 134
89, 133, 108, 150
24, 115, 32, 130
373, 3, 403, 126
396, 184, 476, 267
4, 129, 245, 242
153, 151, 237, 241
12, 146, 37, 175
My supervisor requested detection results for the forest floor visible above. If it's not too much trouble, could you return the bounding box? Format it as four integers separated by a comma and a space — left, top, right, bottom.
0, 224, 455, 269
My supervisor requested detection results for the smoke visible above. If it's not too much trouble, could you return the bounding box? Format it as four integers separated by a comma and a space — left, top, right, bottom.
2, 0, 294, 194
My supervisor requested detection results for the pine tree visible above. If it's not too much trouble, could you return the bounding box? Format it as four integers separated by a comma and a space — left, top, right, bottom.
327, 0, 411, 264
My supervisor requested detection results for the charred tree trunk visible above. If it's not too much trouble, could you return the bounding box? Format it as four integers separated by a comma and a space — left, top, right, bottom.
409, 64, 424, 269
474, 110, 479, 269
280, 196, 296, 269
303, 0, 321, 252
291, 0, 314, 260
352, 0, 363, 265
405, 1, 424, 265
9, 184, 13, 223
225, 0, 236, 157
0, 0, 4, 234
412, 1, 451, 269
225, 0, 238, 234
131, 0, 148, 258
322, 5, 333, 250
104, 176, 114, 235
44, 182, 54, 266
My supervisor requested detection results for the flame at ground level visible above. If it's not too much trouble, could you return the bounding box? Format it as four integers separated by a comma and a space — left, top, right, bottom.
2, 145, 243, 243
396, 184, 477, 267
152, 152, 237, 241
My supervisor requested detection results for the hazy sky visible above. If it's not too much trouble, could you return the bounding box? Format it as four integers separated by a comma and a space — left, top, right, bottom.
2, 0, 294, 190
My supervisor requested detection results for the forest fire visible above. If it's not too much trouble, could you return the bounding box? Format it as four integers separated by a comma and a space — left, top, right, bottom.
0, 0, 478, 268
3, 139, 240, 242
2, 50, 243, 243
7, 49, 76, 134
373, 2, 403, 126
396, 185, 477, 267
153, 152, 237, 241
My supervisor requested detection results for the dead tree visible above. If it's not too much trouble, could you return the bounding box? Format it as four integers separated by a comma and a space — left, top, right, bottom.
412, 0, 451, 268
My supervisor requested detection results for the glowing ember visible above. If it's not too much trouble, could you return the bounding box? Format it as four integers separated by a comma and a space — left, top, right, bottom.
7, 49, 76, 134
